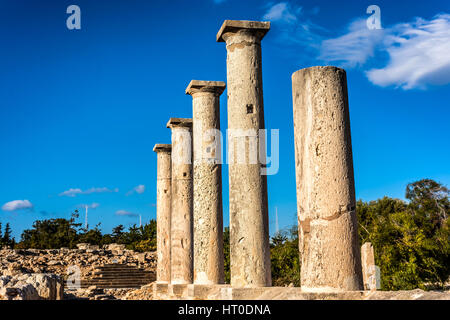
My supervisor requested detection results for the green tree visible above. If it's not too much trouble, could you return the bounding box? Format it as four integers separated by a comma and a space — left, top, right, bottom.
357, 179, 449, 290
2, 223, 15, 248
223, 227, 230, 284
112, 225, 125, 243
270, 226, 300, 287
17, 210, 81, 249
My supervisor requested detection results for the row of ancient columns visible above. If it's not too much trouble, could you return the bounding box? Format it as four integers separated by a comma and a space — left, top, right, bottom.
153, 20, 365, 292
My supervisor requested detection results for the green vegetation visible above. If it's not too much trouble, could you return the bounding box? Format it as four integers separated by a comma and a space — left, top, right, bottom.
1, 179, 448, 290
0, 222, 15, 248
357, 179, 449, 290
12, 210, 157, 252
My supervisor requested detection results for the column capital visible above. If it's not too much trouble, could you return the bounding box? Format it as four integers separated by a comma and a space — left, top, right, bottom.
166, 117, 193, 129
153, 144, 172, 153
216, 20, 270, 42
185, 80, 226, 96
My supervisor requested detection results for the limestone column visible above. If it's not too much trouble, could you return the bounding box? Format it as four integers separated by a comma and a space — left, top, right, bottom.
217, 20, 271, 287
186, 80, 226, 285
153, 144, 172, 283
167, 118, 194, 284
361, 242, 380, 290
292, 66, 363, 292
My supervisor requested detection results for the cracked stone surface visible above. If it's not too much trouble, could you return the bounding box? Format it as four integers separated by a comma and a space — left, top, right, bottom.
292, 66, 363, 292
167, 118, 194, 284
217, 20, 271, 288
153, 144, 172, 283
186, 80, 226, 285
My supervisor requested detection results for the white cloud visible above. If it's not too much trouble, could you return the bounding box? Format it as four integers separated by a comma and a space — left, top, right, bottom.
262, 3, 326, 52
318, 14, 450, 89
116, 210, 137, 217
366, 14, 450, 89
126, 184, 145, 196
263, 2, 298, 24
319, 18, 385, 68
59, 187, 118, 197
80, 202, 100, 209
2, 200, 33, 212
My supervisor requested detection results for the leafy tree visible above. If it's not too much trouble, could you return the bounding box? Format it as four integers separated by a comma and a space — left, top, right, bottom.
270, 226, 300, 287
17, 210, 81, 249
223, 227, 230, 284
112, 225, 125, 243
357, 179, 449, 290
78, 223, 103, 245
0, 222, 16, 248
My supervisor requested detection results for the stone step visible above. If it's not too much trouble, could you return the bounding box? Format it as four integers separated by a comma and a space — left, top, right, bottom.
80, 263, 155, 289
81, 280, 153, 285
93, 269, 148, 274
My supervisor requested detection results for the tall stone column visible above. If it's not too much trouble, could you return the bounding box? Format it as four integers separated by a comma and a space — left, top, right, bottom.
217, 20, 271, 287
186, 80, 226, 285
153, 144, 172, 284
292, 66, 363, 292
167, 118, 194, 284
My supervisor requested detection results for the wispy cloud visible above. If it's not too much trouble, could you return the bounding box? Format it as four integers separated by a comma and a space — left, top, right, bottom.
126, 184, 145, 196
366, 14, 450, 89
59, 187, 118, 197
318, 14, 450, 89
79, 202, 100, 209
263, 2, 450, 90
262, 2, 326, 51
319, 18, 385, 68
115, 210, 138, 217
263, 2, 298, 24
2, 200, 33, 212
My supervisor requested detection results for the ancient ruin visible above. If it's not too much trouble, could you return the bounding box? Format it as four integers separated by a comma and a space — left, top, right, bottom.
167, 118, 194, 285
149, 21, 364, 298
216, 20, 272, 288
292, 66, 363, 292
361, 242, 380, 291
153, 144, 172, 283
186, 80, 226, 285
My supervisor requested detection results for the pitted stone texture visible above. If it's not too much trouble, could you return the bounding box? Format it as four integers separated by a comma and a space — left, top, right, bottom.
361, 242, 379, 290
218, 20, 271, 288
187, 80, 225, 285
168, 118, 194, 284
153, 144, 172, 283
292, 66, 363, 292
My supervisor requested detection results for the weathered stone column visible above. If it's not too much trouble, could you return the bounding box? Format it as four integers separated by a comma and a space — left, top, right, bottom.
361, 242, 380, 290
292, 66, 363, 292
186, 80, 226, 285
153, 144, 172, 283
217, 20, 271, 287
167, 118, 193, 284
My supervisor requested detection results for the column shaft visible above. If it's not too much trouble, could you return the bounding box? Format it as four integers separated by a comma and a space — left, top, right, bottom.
153, 144, 172, 283
217, 20, 271, 287
167, 118, 193, 284
292, 66, 363, 292
187, 80, 226, 285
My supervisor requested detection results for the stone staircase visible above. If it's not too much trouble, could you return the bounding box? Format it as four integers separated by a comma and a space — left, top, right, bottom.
80, 264, 155, 289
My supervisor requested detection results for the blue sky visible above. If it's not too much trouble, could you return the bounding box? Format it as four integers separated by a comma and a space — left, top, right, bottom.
0, 0, 449, 239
